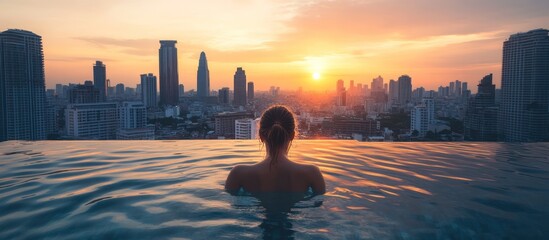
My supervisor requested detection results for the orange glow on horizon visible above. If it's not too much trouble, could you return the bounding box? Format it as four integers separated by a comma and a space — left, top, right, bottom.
1, 1, 548, 92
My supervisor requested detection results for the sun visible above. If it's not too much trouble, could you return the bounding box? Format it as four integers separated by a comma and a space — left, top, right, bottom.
312, 72, 321, 80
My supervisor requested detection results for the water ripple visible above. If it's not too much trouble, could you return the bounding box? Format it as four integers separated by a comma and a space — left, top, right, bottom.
0, 140, 548, 239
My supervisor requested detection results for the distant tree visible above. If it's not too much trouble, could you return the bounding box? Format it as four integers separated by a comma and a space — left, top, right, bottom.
439, 129, 452, 135
425, 131, 436, 140
412, 130, 419, 137
438, 117, 464, 134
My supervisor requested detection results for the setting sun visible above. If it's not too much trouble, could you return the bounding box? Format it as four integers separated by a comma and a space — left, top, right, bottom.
313, 72, 321, 80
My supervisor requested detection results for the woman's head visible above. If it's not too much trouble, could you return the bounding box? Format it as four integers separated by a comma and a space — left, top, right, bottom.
259, 105, 296, 162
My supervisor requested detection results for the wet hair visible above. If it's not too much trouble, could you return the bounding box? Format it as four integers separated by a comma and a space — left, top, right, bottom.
259, 105, 296, 167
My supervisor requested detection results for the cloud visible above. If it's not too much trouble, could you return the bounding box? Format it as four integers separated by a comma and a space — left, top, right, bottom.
74, 37, 158, 56
45, 56, 117, 62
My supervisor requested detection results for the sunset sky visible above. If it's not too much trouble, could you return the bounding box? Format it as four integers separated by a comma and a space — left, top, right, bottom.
1, 0, 548, 92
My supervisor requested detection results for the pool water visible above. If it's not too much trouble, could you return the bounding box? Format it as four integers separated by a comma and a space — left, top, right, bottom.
0, 140, 548, 239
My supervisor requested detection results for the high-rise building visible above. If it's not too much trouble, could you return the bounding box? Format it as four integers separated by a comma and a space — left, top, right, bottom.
235, 118, 260, 139
118, 102, 147, 129
55, 84, 64, 98
397, 75, 412, 105
219, 87, 230, 104
336, 79, 346, 106
455, 80, 462, 97
464, 74, 498, 141
68, 81, 100, 104
0, 29, 46, 141
336, 79, 344, 93
93, 61, 106, 101
411, 98, 434, 137
247, 82, 254, 101
159, 40, 179, 106
412, 87, 425, 103
371, 76, 384, 92
116, 83, 125, 97
389, 79, 398, 102
215, 111, 254, 138
179, 84, 184, 97
449, 82, 455, 97
65, 102, 118, 140
233, 67, 247, 106
197, 51, 210, 97
499, 29, 549, 142
140, 73, 157, 108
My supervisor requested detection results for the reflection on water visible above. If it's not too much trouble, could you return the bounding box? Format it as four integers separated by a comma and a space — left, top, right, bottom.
0, 140, 548, 239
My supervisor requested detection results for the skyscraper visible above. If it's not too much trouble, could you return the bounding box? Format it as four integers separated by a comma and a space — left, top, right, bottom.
499, 29, 549, 142
455, 80, 462, 97
449, 82, 455, 96
159, 40, 179, 106
336, 79, 346, 106
93, 60, 106, 101
247, 82, 254, 101
397, 75, 412, 105
140, 73, 157, 108
389, 79, 399, 103
411, 98, 434, 137
197, 51, 210, 97
179, 84, 184, 97
116, 83, 125, 97
371, 76, 384, 92
233, 67, 247, 107
0, 29, 46, 141
219, 87, 230, 105
464, 74, 498, 141
68, 81, 100, 104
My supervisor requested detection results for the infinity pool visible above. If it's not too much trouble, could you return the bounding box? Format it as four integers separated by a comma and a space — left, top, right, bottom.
0, 140, 548, 239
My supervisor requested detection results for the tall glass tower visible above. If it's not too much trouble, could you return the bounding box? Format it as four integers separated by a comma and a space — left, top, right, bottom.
397, 75, 412, 105
499, 29, 549, 142
93, 60, 106, 101
0, 29, 46, 141
197, 51, 210, 97
159, 40, 179, 106
140, 73, 157, 108
233, 67, 247, 107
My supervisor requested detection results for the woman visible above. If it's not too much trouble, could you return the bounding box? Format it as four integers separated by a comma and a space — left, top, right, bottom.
225, 105, 326, 195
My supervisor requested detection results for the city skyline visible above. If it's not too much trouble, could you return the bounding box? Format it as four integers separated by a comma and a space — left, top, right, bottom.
2, 0, 548, 91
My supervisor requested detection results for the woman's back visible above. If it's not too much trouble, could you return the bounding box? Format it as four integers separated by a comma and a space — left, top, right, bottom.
225, 105, 325, 195
226, 156, 325, 193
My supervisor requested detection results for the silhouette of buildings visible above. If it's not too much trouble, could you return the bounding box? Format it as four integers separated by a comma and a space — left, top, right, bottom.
116, 83, 125, 97
140, 73, 157, 108
233, 67, 247, 107
464, 74, 498, 141
389, 79, 398, 104
324, 117, 378, 137
197, 51, 210, 97
68, 81, 100, 104
397, 75, 412, 106
371, 76, 384, 92
159, 40, 179, 106
247, 82, 254, 101
218, 87, 230, 105
336, 79, 346, 106
499, 29, 549, 142
179, 84, 184, 97
215, 111, 254, 138
93, 60, 106, 101
0, 29, 46, 141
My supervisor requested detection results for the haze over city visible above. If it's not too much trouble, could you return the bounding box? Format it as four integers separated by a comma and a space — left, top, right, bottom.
2, 0, 549, 91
